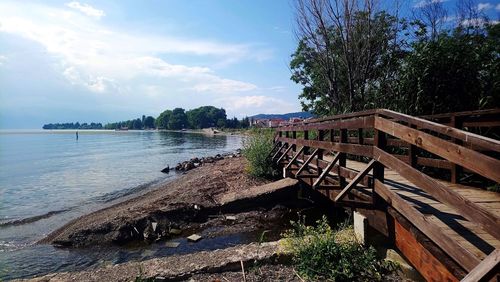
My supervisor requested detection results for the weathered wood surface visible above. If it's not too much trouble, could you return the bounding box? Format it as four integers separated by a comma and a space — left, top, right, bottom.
274, 108, 500, 279
348, 160, 500, 264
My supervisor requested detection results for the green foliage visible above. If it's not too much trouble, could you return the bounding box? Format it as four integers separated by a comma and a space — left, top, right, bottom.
242, 129, 277, 178
186, 106, 227, 129
168, 108, 188, 130
291, 7, 499, 116
282, 216, 393, 281
143, 116, 155, 129
155, 109, 172, 129
43, 122, 103, 130
399, 23, 500, 115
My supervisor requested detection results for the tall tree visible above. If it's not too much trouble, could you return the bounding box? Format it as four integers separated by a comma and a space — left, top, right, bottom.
168, 108, 188, 130
292, 0, 404, 115
156, 110, 172, 129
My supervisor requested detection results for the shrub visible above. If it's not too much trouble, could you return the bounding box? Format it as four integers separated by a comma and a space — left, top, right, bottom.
242, 129, 277, 178
282, 216, 392, 281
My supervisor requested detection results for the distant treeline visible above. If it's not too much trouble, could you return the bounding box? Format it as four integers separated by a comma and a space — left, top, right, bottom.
42, 122, 103, 130
155, 106, 250, 130
43, 106, 250, 130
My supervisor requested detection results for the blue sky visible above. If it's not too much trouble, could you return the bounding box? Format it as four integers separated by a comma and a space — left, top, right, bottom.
0, 0, 499, 128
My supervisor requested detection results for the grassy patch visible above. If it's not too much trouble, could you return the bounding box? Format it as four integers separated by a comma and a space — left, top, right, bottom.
282, 216, 395, 281
242, 128, 278, 178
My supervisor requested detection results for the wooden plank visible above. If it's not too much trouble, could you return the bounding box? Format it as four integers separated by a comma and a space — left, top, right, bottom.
378, 109, 500, 153
296, 148, 319, 176
373, 147, 500, 241
375, 180, 480, 271
374, 116, 500, 183
313, 153, 341, 188
276, 145, 293, 164
461, 249, 500, 282
335, 159, 376, 202
284, 146, 305, 177
267, 141, 280, 159
393, 215, 460, 281
278, 116, 374, 131
276, 137, 373, 157
271, 143, 286, 161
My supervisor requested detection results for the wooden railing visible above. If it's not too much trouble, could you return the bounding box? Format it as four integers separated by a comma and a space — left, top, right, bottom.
271, 108, 500, 281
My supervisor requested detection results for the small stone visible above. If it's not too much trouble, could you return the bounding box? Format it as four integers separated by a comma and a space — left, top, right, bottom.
169, 228, 182, 235
225, 215, 237, 221
187, 234, 202, 242
165, 241, 180, 248
194, 204, 201, 210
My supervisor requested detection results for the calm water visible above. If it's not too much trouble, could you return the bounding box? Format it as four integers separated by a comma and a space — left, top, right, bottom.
0, 130, 243, 280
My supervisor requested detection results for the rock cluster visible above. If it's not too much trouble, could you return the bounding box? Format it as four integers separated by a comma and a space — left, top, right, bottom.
172, 149, 242, 172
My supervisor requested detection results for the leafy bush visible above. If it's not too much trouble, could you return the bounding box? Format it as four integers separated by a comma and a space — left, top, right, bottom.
282, 216, 392, 281
242, 129, 277, 178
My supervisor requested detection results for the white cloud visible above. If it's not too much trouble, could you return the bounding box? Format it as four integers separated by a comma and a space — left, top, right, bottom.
461, 18, 499, 26
478, 2, 493, 11
65, 2, 105, 19
0, 55, 7, 65
0, 1, 264, 95
496, 3, 500, 11
414, 0, 447, 8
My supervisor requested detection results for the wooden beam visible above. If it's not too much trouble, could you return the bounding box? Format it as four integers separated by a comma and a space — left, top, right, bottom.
284, 146, 305, 177
335, 159, 376, 202
296, 148, 319, 176
377, 109, 500, 153
271, 143, 286, 161
276, 137, 373, 158
374, 116, 500, 183
313, 153, 341, 188
390, 211, 461, 281
374, 180, 480, 271
461, 249, 500, 282
267, 141, 280, 159
276, 145, 293, 164
373, 147, 500, 241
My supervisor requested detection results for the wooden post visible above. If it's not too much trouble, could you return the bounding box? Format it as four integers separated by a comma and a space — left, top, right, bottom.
339, 128, 347, 188
292, 131, 297, 153
373, 129, 386, 183
317, 130, 325, 176
450, 116, 463, 183
408, 125, 418, 167
358, 128, 364, 145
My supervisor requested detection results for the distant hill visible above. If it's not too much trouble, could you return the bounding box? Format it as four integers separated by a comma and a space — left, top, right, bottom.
250, 111, 314, 120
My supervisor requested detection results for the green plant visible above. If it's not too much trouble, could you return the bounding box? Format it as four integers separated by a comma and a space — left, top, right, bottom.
282, 216, 391, 281
242, 129, 278, 178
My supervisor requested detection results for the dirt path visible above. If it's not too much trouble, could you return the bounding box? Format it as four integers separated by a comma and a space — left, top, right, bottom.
40, 157, 270, 247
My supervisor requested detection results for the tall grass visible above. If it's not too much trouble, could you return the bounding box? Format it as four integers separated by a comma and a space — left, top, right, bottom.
282, 216, 395, 281
242, 128, 277, 178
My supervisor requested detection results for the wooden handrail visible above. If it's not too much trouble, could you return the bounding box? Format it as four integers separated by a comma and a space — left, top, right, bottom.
272, 109, 500, 278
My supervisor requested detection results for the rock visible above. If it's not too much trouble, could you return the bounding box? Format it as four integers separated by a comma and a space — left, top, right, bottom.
187, 234, 202, 242
161, 166, 170, 173
169, 228, 182, 235
165, 241, 180, 248
225, 215, 237, 221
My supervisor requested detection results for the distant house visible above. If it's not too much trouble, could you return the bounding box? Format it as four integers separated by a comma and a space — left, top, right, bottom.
251, 118, 268, 128
268, 118, 285, 128
289, 117, 303, 123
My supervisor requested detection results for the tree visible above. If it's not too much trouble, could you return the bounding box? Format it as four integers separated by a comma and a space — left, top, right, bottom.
132, 118, 142, 129
156, 110, 172, 129
292, 0, 405, 115
168, 108, 188, 130
399, 23, 500, 114
143, 116, 155, 129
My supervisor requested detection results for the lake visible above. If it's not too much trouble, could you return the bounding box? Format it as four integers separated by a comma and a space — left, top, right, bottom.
0, 129, 243, 280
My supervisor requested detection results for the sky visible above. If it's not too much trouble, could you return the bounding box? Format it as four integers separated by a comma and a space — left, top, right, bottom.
0, 0, 499, 128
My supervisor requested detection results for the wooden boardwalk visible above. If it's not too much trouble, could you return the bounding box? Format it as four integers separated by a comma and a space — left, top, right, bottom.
349, 160, 500, 261
271, 109, 500, 281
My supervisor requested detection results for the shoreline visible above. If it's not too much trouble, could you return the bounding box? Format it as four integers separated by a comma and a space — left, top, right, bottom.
39, 154, 270, 247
